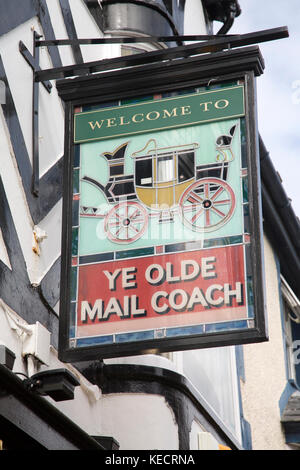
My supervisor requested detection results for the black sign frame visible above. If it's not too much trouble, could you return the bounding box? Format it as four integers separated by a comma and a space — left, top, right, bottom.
57, 45, 268, 362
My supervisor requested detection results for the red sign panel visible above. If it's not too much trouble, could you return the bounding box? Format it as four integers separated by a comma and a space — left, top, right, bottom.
77, 245, 246, 339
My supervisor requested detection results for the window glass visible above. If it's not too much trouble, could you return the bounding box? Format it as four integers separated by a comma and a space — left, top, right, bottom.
135, 158, 153, 186
157, 156, 174, 182
283, 300, 296, 382
177, 152, 194, 182
281, 275, 300, 386
182, 346, 241, 439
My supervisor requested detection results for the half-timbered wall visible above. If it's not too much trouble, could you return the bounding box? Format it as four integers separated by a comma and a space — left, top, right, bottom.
1, 0, 298, 451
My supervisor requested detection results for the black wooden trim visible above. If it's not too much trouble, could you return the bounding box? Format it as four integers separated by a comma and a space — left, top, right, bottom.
32, 31, 41, 196
38, 0, 63, 69
0, 0, 62, 68
81, 362, 243, 450
37, 34, 238, 46
59, 0, 84, 64
0, 0, 64, 224
56, 45, 265, 103
0, 0, 74, 345
0, 176, 59, 347
83, 0, 105, 32
0, 0, 66, 344
59, 100, 75, 356
38, 157, 64, 221
243, 70, 268, 340
38, 26, 288, 83
40, 256, 61, 309
0, 56, 63, 224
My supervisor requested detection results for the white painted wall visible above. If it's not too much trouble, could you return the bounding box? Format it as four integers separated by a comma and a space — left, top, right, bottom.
100, 393, 179, 450
0, 16, 64, 284
184, 0, 207, 37
189, 419, 205, 450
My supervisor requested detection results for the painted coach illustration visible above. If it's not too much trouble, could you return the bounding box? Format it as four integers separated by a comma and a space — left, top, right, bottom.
80, 125, 237, 243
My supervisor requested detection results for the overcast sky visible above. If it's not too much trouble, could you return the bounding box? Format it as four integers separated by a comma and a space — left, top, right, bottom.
228, 0, 300, 219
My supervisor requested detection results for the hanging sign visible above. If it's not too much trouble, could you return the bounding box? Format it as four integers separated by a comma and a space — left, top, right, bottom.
57, 50, 267, 361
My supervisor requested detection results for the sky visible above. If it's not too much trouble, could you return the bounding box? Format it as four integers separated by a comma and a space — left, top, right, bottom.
228, 0, 300, 219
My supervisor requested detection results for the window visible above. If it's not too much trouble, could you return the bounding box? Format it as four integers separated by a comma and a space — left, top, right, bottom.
157, 155, 174, 183
179, 346, 242, 441
281, 275, 300, 385
135, 158, 153, 186
177, 152, 194, 182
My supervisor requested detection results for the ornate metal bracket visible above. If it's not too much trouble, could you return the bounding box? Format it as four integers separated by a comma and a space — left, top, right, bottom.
19, 26, 288, 197
19, 31, 52, 196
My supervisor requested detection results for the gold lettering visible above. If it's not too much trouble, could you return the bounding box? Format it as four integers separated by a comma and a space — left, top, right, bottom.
119, 115, 131, 126
88, 120, 104, 130
132, 113, 144, 123
162, 108, 178, 118
181, 105, 191, 115
215, 99, 229, 109
107, 117, 117, 127
146, 111, 160, 121
199, 102, 213, 112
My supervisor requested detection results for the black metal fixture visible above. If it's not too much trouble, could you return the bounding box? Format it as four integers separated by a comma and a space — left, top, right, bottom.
23, 368, 80, 401
203, 0, 242, 34
0, 344, 16, 370
35, 26, 288, 85
84, 0, 184, 39
19, 31, 52, 197
19, 26, 288, 199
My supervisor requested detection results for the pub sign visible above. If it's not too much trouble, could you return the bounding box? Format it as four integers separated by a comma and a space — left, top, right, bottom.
57, 50, 267, 361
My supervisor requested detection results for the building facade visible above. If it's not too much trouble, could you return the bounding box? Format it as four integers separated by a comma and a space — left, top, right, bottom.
0, 0, 299, 451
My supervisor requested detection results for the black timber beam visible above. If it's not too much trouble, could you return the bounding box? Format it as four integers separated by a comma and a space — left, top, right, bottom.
56, 45, 265, 104
35, 26, 288, 82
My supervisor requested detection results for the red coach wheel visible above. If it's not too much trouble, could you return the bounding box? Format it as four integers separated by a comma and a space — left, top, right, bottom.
104, 201, 148, 243
179, 177, 236, 233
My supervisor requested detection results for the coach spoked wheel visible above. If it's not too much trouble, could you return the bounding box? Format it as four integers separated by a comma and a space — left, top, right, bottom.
179, 178, 236, 232
104, 201, 148, 243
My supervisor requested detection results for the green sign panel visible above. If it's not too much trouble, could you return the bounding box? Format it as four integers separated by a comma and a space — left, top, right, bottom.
74, 85, 244, 143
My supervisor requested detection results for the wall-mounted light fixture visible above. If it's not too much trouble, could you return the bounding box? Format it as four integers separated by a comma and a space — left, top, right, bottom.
24, 368, 80, 401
